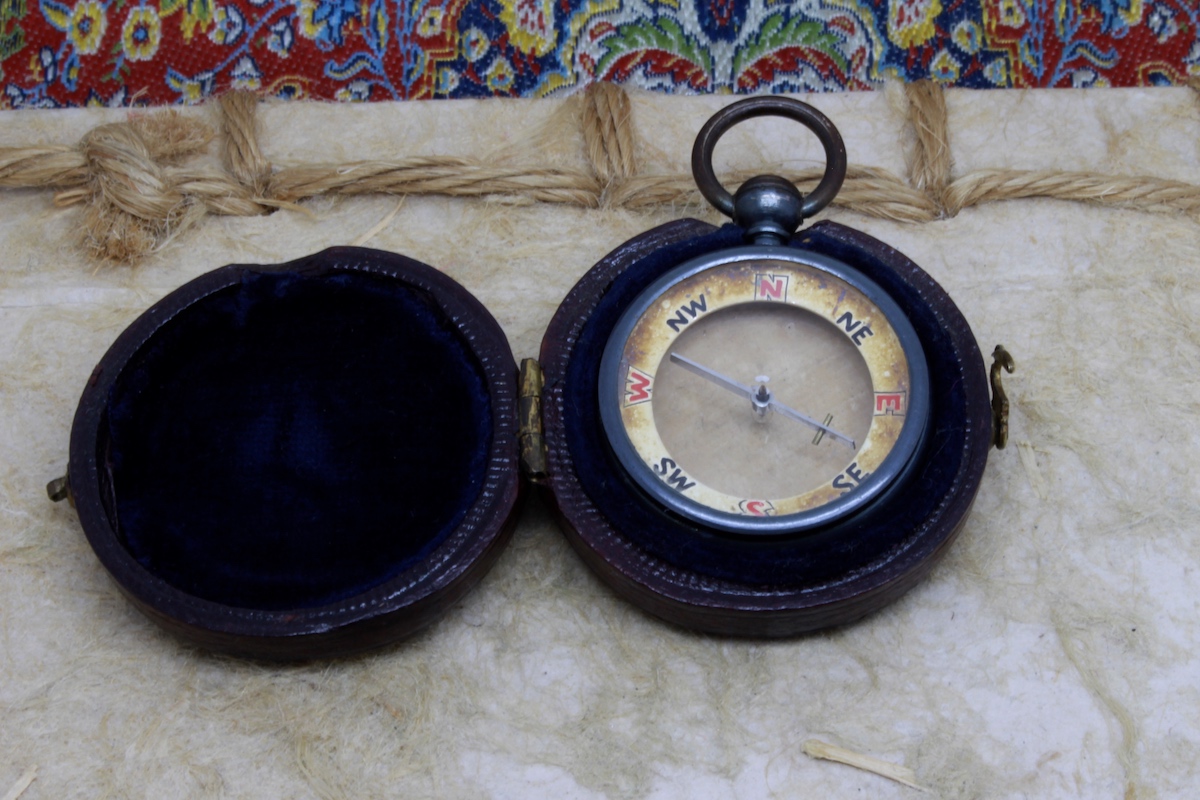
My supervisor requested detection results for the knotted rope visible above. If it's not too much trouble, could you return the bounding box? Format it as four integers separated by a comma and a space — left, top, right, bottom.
0, 80, 1196, 264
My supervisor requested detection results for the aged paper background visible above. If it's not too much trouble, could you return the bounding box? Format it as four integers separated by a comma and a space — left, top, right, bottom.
2, 88, 1199, 798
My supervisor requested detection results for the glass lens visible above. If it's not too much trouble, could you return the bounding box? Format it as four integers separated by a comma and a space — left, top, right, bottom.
652, 303, 872, 500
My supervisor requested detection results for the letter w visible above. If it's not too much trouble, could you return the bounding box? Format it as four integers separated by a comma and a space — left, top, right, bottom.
625, 368, 652, 405
666, 468, 696, 491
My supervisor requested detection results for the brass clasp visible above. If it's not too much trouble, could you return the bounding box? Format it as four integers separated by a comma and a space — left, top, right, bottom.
990, 345, 1015, 450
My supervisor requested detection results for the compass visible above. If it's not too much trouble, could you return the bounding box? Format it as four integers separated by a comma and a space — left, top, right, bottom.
598, 245, 930, 536
598, 98, 929, 536
538, 96, 1006, 634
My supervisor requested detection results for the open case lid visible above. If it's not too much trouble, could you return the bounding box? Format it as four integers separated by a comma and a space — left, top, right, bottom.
65, 247, 521, 660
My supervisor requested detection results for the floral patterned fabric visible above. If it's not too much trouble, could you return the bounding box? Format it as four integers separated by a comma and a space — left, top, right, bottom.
1, 0, 1197, 107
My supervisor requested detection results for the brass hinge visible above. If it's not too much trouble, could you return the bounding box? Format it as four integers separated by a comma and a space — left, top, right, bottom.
518, 358, 547, 481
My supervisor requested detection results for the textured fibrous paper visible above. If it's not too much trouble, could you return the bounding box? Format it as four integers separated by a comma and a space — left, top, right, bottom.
2, 87, 1199, 799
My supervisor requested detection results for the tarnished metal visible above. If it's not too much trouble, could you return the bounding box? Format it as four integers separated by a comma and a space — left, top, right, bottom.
990, 345, 1015, 450
732, 175, 806, 245
691, 96, 847, 229
46, 473, 70, 503
519, 358, 547, 481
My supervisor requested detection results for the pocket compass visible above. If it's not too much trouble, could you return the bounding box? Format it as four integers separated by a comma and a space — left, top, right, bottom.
597, 226, 930, 536
596, 101, 931, 536
537, 96, 1009, 635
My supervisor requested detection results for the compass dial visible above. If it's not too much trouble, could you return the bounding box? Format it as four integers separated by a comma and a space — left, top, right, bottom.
599, 248, 930, 536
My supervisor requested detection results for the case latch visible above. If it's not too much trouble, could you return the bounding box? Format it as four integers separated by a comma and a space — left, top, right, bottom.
990, 345, 1015, 450
519, 358, 547, 481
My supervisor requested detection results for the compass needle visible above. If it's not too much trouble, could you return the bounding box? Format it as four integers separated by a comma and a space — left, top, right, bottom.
669, 351, 754, 398
769, 397, 857, 449
669, 351, 856, 446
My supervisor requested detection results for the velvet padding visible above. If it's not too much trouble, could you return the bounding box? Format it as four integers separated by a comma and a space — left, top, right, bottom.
101, 265, 493, 611
561, 222, 974, 586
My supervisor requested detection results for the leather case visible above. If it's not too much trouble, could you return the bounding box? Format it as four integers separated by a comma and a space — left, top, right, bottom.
56, 220, 993, 659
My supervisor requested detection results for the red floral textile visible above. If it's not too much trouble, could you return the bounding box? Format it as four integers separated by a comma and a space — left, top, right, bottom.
1, 0, 1196, 108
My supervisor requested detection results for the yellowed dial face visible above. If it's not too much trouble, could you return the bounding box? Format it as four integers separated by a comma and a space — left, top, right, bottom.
599, 251, 927, 534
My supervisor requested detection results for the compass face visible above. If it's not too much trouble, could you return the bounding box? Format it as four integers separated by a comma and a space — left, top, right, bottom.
598, 247, 930, 536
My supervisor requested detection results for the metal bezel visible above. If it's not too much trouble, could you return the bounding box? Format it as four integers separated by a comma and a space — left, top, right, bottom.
598, 245, 931, 536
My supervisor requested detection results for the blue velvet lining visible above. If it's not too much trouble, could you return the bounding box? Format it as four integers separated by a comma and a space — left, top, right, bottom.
562, 223, 968, 586
104, 267, 493, 610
